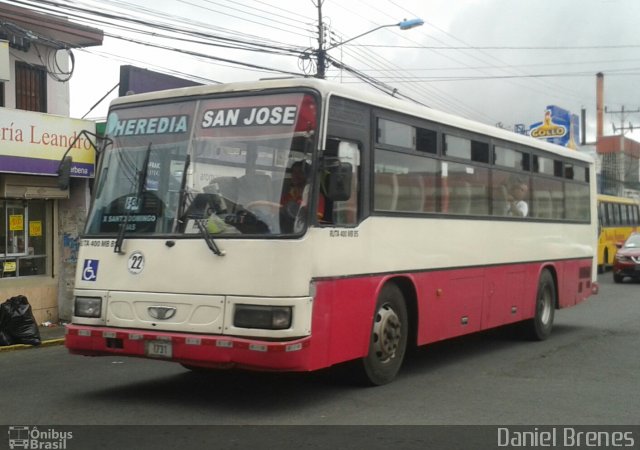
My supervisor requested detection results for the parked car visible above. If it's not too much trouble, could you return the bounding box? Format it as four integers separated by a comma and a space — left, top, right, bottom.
613, 232, 640, 283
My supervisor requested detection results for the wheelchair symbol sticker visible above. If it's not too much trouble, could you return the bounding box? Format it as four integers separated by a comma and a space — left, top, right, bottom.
82, 259, 99, 281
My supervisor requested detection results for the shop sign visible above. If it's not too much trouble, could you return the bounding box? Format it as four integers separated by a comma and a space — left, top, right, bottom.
0, 108, 96, 177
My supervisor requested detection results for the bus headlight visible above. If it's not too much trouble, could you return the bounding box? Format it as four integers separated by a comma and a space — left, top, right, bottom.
75, 297, 102, 318
233, 305, 292, 330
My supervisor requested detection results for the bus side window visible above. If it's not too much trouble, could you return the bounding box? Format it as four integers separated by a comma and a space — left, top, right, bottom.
323, 139, 360, 226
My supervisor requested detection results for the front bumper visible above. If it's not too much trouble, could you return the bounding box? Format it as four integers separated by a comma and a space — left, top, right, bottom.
613, 263, 640, 278
65, 324, 313, 372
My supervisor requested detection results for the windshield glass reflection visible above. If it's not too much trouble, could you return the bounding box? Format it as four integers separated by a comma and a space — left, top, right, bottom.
85, 92, 317, 237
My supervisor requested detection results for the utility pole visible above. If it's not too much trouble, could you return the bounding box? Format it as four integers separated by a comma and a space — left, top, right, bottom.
312, 1, 422, 80
606, 105, 640, 134
315, 0, 326, 79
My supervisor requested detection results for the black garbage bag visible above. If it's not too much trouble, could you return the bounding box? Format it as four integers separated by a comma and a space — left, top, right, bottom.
0, 295, 41, 346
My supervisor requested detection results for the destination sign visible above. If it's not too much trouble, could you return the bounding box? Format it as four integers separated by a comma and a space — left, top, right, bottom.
201, 105, 298, 128
105, 113, 189, 137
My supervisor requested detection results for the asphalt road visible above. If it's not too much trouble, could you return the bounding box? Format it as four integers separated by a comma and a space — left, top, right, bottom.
1, 274, 638, 448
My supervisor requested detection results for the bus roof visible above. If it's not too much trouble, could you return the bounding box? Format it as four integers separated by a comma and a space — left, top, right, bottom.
110, 77, 594, 165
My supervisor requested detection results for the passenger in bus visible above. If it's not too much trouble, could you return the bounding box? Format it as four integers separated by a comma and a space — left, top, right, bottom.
506, 177, 529, 217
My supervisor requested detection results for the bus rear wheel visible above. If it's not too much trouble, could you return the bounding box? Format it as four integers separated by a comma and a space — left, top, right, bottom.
358, 283, 408, 386
523, 269, 556, 341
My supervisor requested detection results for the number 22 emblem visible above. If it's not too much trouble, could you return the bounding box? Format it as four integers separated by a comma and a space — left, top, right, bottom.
128, 251, 145, 274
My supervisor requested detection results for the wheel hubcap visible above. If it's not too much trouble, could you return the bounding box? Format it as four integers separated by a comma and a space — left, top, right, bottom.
539, 287, 552, 325
372, 303, 402, 363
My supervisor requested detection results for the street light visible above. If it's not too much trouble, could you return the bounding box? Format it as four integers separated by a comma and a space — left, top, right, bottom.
316, 18, 424, 78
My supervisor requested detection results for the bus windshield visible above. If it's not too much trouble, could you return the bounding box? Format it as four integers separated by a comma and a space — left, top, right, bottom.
85, 92, 318, 237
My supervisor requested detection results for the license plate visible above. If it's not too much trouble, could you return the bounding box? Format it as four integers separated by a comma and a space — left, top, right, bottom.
145, 340, 172, 358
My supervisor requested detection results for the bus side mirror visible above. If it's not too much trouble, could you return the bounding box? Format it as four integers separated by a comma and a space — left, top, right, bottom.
323, 159, 352, 201
57, 156, 72, 190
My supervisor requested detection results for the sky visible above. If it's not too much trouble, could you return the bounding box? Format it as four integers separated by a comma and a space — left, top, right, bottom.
17, 0, 640, 143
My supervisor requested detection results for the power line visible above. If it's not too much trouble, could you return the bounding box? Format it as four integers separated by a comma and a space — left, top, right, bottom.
384, 0, 590, 108
350, 44, 640, 51
7, 0, 308, 54
326, 0, 499, 118
338, 69, 640, 82
176, 0, 314, 39
101, 32, 306, 76
3, 0, 311, 77
346, 57, 640, 73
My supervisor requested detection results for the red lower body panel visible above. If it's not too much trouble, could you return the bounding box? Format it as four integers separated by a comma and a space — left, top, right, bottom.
65, 325, 314, 371
66, 258, 595, 372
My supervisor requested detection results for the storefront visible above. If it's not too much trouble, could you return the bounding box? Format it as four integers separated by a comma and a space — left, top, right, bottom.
0, 108, 96, 323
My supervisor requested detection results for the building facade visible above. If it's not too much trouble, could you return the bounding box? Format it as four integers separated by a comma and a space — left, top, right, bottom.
598, 135, 640, 198
1, 5, 102, 323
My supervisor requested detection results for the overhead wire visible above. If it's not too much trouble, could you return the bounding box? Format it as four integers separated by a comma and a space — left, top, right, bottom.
319, 5, 446, 107
12, 0, 308, 55
341, 0, 513, 120
348, 44, 640, 50
319, 0, 483, 119
345, 57, 640, 74
323, 0, 498, 122
176, 0, 313, 39
3, 0, 312, 80
8, 0, 630, 129
322, 0, 588, 119
385, 0, 590, 106
0, 17, 76, 81
196, 0, 316, 36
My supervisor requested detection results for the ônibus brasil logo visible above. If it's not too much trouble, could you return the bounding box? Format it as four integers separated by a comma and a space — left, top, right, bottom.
8, 426, 73, 449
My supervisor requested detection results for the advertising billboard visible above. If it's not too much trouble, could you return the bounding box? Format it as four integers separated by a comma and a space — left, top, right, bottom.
530, 105, 579, 149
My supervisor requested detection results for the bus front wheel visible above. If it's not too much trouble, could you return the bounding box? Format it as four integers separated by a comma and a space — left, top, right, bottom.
523, 269, 556, 341
359, 283, 408, 386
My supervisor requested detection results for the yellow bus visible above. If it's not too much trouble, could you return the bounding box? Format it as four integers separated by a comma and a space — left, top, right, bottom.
597, 194, 640, 272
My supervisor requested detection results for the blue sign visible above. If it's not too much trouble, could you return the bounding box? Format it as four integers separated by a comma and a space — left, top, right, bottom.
82, 259, 99, 281
530, 105, 580, 148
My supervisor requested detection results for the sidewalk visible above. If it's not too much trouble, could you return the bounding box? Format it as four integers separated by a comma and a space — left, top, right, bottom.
0, 323, 67, 352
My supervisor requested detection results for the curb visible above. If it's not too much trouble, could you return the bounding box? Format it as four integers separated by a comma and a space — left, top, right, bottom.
0, 338, 65, 352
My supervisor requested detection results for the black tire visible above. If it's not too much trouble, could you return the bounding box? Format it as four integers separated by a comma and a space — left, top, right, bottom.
523, 269, 556, 341
597, 249, 608, 274
180, 363, 213, 373
613, 273, 624, 283
358, 283, 408, 386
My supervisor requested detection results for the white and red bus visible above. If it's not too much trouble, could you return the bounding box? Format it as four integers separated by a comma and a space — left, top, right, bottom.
64, 78, 598, 385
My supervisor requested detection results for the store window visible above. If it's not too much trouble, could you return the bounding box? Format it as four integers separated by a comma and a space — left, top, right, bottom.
0, 200, 48, 278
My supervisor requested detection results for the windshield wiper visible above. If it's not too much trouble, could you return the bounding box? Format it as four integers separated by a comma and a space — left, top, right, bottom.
114, 142, 152, 254
193, 217, 225, 256
173, 154, 191, 233
174, 156, 224, 256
